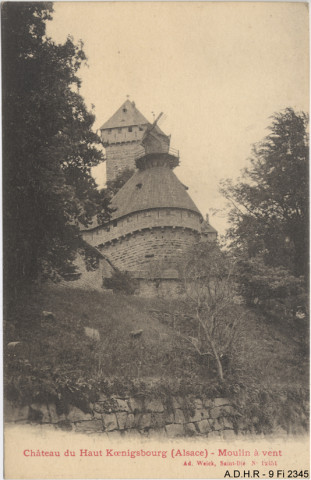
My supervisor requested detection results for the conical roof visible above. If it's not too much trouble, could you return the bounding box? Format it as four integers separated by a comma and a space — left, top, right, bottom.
110, 165, 202, 220
100, 100, 149, 130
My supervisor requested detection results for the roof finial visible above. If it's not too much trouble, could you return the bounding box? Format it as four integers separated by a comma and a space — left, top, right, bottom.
126, 94, 130, 100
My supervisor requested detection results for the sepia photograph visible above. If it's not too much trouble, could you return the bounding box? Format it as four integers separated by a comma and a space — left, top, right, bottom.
2, 1, 309, 478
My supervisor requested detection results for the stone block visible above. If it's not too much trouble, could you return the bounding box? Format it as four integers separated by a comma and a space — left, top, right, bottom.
174, 409, 185, 424
84, 326, 100, 341
200, 408, 210, 420
209, 417, 222, 431
148, 428, 167, 439
4, 402, 29, 423
210, 406, 234, 419
214, 398, 229, 407
164, 411, 175, 424
203, 398, 213, 409
100, 398, 118, 413
57, 419, 73, 431
151, 413, 166, 428
189, 409, 204, 423
93, 403, 104, 414
171, 397, 181, 409
116, 412, 128, 430
128, 397, 143, 413
67, 407, 92, 423
103, 413, 118, 431
223, 417, 234, 429
48, 403, 65, 423
125, 414, 135, 429
42, 311, 55, 321
93, 411, 103, 420
30, 403, 50, 423
193, 398, 203, 409
165, 424, 185, 438
184, 423, 197, 436
138, 413, 152, 429
197, 419, 212, 434
7, 341, 29, 359
75, 420, 103, 433
145, 398, 164, 413
116, 399, 130, 412
98, 393, 108, 402
222, 405, 235, 416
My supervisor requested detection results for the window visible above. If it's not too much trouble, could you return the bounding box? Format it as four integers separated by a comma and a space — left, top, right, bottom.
108, 129, 112, 135
128, 126, 132, 132
118, 128, 122, 133
113, 221, 118, 227
139, 126, 143, 131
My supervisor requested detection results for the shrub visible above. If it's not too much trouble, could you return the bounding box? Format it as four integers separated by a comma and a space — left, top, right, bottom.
103, 269, 138, 295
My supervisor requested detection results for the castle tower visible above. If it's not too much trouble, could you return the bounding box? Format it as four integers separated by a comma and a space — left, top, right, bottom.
83, 119, 217, 288
100, 100, 152, 182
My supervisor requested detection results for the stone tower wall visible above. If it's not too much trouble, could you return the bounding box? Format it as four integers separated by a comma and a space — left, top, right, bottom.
105, 143, 141, 182
82, 208, 202, 247
99, 227, 201, 273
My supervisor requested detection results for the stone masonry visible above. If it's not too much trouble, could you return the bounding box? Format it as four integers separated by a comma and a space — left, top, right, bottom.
4, 395, 237, 439
97, 227, 201, 272
105, 142, 142, 182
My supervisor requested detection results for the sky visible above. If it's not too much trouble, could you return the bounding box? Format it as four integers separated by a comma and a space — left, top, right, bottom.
47, 2, 309, 234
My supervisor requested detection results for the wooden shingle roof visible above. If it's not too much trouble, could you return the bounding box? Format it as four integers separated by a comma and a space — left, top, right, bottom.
100, 100, 149, 130
110, 165, 202, 220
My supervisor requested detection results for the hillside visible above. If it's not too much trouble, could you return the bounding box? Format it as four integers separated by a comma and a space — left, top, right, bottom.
4, 285, 309, 434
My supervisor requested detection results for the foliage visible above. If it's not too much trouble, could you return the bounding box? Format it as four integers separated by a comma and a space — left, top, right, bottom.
2, 3, 109, 299
220, 108, 309, 278
105, 168, 135, 197
103, 269, 139, 295
176, 241, 242, 381
236, 255, 307, 318
4, 285, 309, 431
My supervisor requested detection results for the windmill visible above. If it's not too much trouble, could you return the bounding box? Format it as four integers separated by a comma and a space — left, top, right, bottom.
140, 112, 171, 155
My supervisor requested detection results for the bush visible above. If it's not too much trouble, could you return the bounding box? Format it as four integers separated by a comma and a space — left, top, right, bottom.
236, 255, 307, 322
103, 269, 138, 295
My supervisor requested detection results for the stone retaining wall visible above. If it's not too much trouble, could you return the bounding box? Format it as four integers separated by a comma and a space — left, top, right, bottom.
4, 395, 236, 439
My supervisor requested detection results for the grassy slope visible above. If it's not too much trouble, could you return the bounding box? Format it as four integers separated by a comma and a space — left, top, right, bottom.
4, 285, 309, 431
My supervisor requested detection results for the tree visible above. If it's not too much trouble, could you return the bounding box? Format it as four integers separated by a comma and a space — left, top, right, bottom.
220, 108, 309, 278
2, 3, 108, 298
105, 167, 135, 197
236, 255, 307, 319
175, 242, 241, 381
